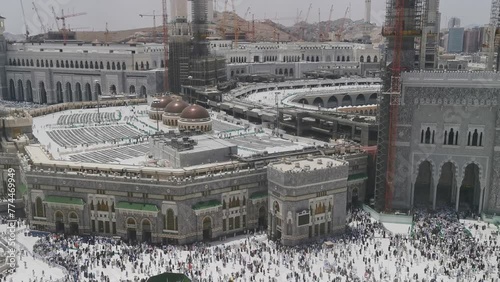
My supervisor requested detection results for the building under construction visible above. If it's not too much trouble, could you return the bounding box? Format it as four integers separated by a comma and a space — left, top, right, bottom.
374, 0, 432, 211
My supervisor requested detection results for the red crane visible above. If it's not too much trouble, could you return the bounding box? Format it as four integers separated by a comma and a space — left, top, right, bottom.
335, 5, 350, 41
385, 0, 405, 211
162, 0, 169, 93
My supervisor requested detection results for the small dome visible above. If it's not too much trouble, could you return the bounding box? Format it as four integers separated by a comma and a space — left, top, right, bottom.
180, 104, 210, 120
165, 99, 189, 113
150, 96, 174, 109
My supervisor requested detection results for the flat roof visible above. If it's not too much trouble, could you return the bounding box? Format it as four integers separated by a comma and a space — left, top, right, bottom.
271, 157, 345, 172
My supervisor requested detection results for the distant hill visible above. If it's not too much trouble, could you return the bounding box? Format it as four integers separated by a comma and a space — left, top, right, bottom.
3, 32, 25, 42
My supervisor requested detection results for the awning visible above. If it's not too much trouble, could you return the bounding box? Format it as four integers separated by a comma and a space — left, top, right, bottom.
117, 202, 158, 212
44, 196, 84, 205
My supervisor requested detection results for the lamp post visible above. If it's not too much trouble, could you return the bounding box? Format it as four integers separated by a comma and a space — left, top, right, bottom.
94, 80, 101, 124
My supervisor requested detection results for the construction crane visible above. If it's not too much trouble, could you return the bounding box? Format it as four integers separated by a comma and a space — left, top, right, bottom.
162, 0, 169, 92
52, 8, 87, 44
32, 1, 47, 34
218, 0, 229, 37
301, 3, 313, 41
139, 11, 159, 43
322, 4, 334, 42
104, 22, 110, 45
243, 7, 251, 39
19, 0, 30, 41
231, 0, 239, 47
335, 5, 350, 41
384, 0, 405, 212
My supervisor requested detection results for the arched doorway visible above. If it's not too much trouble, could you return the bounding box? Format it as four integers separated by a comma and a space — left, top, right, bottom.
56, 82, 63, 103
126, 218, 137, 243
69, 212, 79, 234
55, 211, 64, 233
110, 85, 117, 95
17, 80, 25, 101
26, 80, 33, 102
313, 97, 324, 107
9, 79, 15, 100
355, 94, 365, 106
34, 197, 44, 217
341, 95, 352, 106
142, 219, 152, 243
202, 217, 212, 241
436, 162, 457, 207
129, 85, 136, 94
327, 96, 338, 108
84, 83, 92, 101
459, 163, 481, 212
39, 82, 47, 104
95, 83, 102, 99
298, 98, 308, 105
75, 83, 82, 101
414, 161, 433, 207
140, 86, 146, 97
258, 206, 267, 230
368, 93, 377, 104
351, 188, 359, 206
65, 82, 73, 102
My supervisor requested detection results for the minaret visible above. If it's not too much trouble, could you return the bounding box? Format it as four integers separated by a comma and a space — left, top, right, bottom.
365, 0, 371, 23
0, 16, 7, 100
171, 0, 188, 21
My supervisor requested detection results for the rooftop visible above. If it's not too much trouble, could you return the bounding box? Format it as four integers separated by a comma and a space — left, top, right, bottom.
270, 157, 345, 173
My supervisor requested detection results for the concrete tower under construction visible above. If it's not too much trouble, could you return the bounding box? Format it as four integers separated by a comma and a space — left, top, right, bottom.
487, 0, 500, 71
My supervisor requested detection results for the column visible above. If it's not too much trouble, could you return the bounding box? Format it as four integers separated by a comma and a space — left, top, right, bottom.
432, 182, 438, 210
478, 187, 484, 213
455, 177, 462, 212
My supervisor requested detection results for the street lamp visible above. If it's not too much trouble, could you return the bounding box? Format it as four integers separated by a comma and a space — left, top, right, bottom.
94, 80, 101, 124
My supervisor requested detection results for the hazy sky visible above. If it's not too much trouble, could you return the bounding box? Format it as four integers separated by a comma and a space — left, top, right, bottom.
1, 0, 493, 35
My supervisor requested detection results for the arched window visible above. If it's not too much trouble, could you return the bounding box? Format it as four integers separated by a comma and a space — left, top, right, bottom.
140, 62, 144, 70
374, 56, 378, 63
135, 62, 139, 70
21, 59, 25, 66
65, 60, 69, 68
100, 62, 104, 69
90, 61, 94, 69
425, 127, 431, 144
122, 62, 126, 70
79, 61, 83, 68
448, 129, 454, 145
85, 61, 89, 69
346, 56, 350, 62
117, 62, 121, 70
75, 61, 79, 68
367, 56, 371, 63
165, 209, 176, 230
342, 56, 345, 62
472, 129, 479, 146
30, 59, 34, 66
56, 61, 60, 68
70, 61, 74, 68
106, 62, 110, 70
36, 60, 40, 67
360, 55, 364, 62
112, 62, 116, 70
35, 197, 44, 217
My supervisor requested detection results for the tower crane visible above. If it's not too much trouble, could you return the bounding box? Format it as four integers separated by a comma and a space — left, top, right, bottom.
335, 5, 350, 42
301, 3, 313, 41
322, 4, 334, 42
243, 7, 251, 39
139, 11, 159, 43
19, 0, 30, 41
218, 0, 229, 37
32, 1, 47, 34
52, 8, 87, 44
231, 0, 239, 47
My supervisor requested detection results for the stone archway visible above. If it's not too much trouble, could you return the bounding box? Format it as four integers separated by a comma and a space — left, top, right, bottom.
436, 162, 457, 208
459, 163, 481, 213
26, 80, 33, 102
341, 95, 352, 106
56, 82, 63, 103
9, 79, 15, 100
55, 211, 64, 233
414, 160, 433, 207
327, 96, 338, 108
84, 83, 92, 101
298, 98, 308, 105
129, 85, 136, 94
355, 94, 365, 106
17, 80, 25, 101
142, 219, 152, 243
75, 83, 82, 102
313, 97, 324, 107
368, 93, 377, 104
202, 217, 212, 241
39, 82, 47, 104
140, 86, 147, 97
126, 217, 137, 243
65, 82, 73, 102
258, 206, 267, 230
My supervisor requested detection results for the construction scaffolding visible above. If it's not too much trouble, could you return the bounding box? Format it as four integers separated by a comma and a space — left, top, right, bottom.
487, 0, 500, 70
374, 0, 427, 211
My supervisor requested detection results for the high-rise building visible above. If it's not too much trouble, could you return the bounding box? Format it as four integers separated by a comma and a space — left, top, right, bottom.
365, 0, 372, 24
463, 28, 481, 53
447, 27, 464, 53
448, 17, 461, 29
487, 0, 500, 70
171, 0, 188, 21
419, 0, 441, 69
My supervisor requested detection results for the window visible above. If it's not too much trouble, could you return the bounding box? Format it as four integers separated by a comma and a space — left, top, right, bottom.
202, 191, 211, 197
164, 195, 173, 201
316, 191, 327, 197
420, 125, 436, 144
298, 214, 309, 226
165, 209, 176, 230
443, 125, 459, 146
55, 186, 60, 191
142, 193, 148, 199
127, 192, 133, 197
97, 189, 105, 195
467, 127, 484, 147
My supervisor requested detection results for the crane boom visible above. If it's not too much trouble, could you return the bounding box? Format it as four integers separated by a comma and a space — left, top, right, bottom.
323, 4, 334, 41
231, 0, 239, 47
32, 1, 47, 34
19, 0, 29, 40
51, 7, 60, 30
139, 11, 158, 43
336, 6, 350, 41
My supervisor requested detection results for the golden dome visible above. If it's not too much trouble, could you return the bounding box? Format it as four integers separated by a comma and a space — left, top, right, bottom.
165, 99, 189, 113
180, 104, 210, 120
